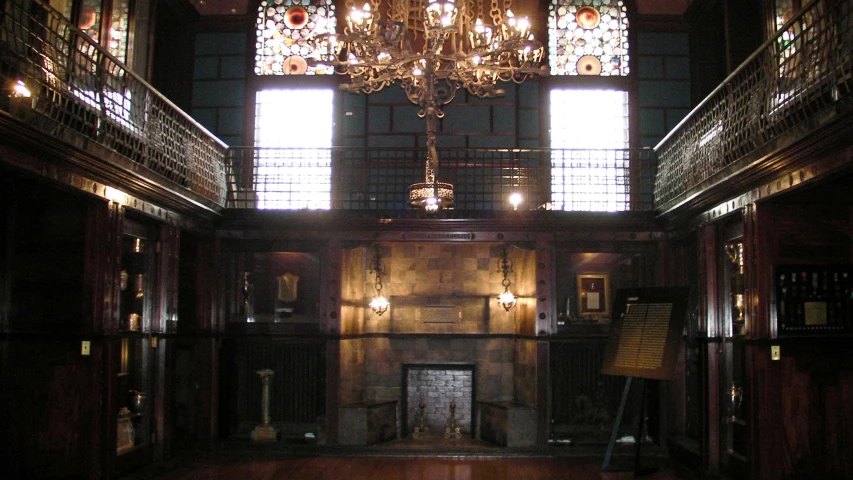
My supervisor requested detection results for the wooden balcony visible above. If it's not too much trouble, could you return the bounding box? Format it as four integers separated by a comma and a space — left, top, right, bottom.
0, 0, 227, 211
654, 0, 853, 217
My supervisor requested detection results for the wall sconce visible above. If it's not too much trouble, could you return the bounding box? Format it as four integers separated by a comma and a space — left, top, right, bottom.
497, 246, 516, 311
508, 192, 522, 210
10, 79, 31, 98
369, 244, 389, 316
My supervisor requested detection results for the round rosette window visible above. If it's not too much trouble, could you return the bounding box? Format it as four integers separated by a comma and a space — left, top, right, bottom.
577, 55, 602, 75
284, 5, 309, 29
575, 6, 601, 29
282, 55, 308, 75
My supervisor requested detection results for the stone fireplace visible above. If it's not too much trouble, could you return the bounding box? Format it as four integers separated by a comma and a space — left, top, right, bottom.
337, 243, 541, 446
402, 363, 475, 438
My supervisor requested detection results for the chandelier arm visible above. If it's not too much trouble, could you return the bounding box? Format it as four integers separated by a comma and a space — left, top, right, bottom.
490, 0, 503, 26
425, 111, 438, 184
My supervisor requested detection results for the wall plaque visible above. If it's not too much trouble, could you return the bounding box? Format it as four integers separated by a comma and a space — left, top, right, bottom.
417, 305, 461, 323
601, 287, 688, 380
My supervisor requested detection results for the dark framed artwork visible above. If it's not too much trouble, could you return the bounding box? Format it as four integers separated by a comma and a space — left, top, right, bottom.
577, 273, 610, 318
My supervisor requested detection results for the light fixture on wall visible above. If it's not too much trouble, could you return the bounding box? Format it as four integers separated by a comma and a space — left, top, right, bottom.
508, 192, 522, 210
315, 0, 545, 211
369, 244, 389, 316
497, 246, 516, 311
10, 79, 31, 98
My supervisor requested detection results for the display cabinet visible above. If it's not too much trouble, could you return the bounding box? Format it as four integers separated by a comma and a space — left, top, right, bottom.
724, 241, 746, 337
774, 264, 853, 336
228, 251, 321, 328
114, 219, 155, 466
720, 235, 747, 477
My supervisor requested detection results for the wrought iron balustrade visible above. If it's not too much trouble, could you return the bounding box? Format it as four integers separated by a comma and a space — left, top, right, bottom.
226, 147, 657, 213
654, 0, 853, 212
0, 0, 227, 206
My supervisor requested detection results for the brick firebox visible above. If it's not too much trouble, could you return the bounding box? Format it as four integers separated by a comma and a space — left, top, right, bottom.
402, 363, 475, 438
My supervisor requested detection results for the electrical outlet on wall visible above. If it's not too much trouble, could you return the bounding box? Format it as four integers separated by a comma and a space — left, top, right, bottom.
771, 345, 781, 361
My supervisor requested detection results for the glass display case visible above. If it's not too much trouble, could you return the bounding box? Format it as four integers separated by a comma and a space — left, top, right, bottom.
230, 251, 321, 327
116, 336, 152, 455
721, 235, 747, 477
724, 241, 745, 337
115, 220, 154, 460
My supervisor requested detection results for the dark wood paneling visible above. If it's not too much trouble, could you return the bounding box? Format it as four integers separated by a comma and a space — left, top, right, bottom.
0, 338, 103, 478
750, 342, 853, 480
4, 179, 89, 333
746, 194, 853, 479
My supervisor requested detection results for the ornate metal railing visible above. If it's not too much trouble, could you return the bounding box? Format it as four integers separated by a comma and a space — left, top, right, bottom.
0, 0, 227, 206
226, 147, 657, 212
654, 0, 853, 211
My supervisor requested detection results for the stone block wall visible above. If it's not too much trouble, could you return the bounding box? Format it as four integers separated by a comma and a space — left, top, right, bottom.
363, 244, 535, 335
406, 367, 474, 435
338, 400, 398, 445
363, 337, 515, 405
341, 247, 366, 335
478, 401, 537, 447
338, 242, 539, 442
514, 339, 538, 407
339, 338, 365, 405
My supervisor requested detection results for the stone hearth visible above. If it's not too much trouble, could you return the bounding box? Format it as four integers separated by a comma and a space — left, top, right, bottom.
402, 363, 474, 438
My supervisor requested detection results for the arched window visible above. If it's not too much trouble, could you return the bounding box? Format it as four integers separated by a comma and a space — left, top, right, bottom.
548, 0, 630, 76
255, 0, 336, 75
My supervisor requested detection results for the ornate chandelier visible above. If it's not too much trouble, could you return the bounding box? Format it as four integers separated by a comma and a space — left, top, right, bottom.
315, 0, 545, 211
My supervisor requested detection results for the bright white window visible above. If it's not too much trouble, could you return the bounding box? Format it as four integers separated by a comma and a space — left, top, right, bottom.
254, 88, 333, 209
550, 89, 630, 211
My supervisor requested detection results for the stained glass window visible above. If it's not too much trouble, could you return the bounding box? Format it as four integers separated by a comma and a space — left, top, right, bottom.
548, 0, 630, 76
772, 0, 802, 78
255, 0, 336, 75
78, 0, 103, 43
48, 0, 73, 20
108, 0, 131, 64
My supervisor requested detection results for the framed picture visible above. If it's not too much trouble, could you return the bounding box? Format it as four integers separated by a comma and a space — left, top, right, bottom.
577, 274, 610, 318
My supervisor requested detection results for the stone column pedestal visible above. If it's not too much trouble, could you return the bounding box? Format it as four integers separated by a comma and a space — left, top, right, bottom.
251, 369, 279, 442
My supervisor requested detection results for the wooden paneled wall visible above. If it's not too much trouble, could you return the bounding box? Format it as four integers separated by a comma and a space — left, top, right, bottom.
746, 200, 853, 479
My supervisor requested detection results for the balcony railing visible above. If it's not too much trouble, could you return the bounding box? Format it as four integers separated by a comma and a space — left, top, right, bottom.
0, 0, 659, 215
654, 0, 853, 211
0, 0, 227, 206
226, 147, 657, 213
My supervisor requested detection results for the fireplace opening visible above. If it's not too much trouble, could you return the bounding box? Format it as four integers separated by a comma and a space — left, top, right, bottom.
401, 363, 475, 439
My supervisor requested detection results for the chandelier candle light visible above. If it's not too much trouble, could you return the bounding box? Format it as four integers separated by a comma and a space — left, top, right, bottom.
316, 0, 545, 211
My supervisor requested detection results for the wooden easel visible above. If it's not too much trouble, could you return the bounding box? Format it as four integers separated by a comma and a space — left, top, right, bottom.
599, 287, 689, 478
601, 377, 657, 477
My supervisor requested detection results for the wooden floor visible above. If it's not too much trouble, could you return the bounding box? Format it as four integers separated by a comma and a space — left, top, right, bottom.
148, 455, 698, 480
